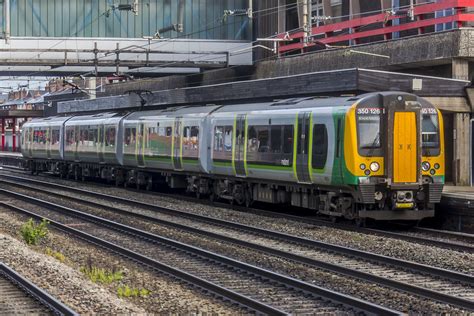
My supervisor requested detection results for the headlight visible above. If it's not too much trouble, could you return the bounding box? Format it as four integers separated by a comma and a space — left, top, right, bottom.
360, 163, 366, 170
421, 161, 430, 172
370, 162, 380, 172
434, 163, 440, 170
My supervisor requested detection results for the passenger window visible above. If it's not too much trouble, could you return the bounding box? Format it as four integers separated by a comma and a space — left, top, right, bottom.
270, 126, 281, 153
283, 125, 294, 154
106, 127, 116, 147
312, 124, 328, 169
224, 126, 233, 152
257, 127, 269, 153
214, 126, 224, 152
247, 126, 257, 153
125, 127, 137, 146
183, 126, 199, 152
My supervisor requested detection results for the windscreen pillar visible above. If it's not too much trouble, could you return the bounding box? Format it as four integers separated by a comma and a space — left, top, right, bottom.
452, 58, 471, 186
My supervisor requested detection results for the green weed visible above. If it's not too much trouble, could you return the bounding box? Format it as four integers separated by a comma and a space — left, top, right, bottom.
80, 266, 123, 284
117, 285, 151, 298
20, 218, 49, 245
45, 248, 66, 262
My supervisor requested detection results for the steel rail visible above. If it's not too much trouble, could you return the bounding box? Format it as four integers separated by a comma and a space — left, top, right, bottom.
0, 263, 78, 316
0, 190, 400, 316
411, 226, 474, 243
2, 180, 472, 310
0, 176, 472, 286
1, 172, 471, 253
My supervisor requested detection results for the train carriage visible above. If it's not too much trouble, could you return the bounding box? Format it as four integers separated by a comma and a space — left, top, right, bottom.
21, 116, 70, 161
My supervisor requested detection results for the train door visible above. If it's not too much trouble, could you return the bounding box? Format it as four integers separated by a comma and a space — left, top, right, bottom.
98, 124, 104, 163
137, 122, 145, 167
296, 112, 311, 183
234, 114, 246, 177
392, 109, 420, 184
74, 125, 80, 161
46, 126, 51, 159
172, 118, 183, 170
27, 127, 33, 158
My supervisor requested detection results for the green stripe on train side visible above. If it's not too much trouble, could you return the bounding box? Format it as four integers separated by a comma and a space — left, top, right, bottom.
182, 158, 199, 165
213, 160, 232, 167
247, 163, 292, 172
308, 114, 314, 182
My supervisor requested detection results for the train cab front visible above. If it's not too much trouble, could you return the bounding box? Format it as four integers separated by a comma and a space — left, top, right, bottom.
349, 93, 444, 221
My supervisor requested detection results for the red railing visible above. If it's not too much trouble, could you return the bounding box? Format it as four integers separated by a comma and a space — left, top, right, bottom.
278, 0, 474, 54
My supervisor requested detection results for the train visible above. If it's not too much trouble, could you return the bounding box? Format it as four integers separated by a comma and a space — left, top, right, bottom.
21, 91, 444, 223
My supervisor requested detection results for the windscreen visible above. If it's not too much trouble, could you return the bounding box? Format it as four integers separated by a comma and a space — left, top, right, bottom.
421, 108, 440, 155
357, 107, 383, 155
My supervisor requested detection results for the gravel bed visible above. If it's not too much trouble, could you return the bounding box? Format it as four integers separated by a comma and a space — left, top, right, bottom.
0, 206, 247, 315
3, 173, 473, 276
2, 188, 469, 314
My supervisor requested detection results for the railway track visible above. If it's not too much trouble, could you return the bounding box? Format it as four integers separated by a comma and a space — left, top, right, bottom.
0, 263, 77, 315
0, 189, 398, 315
0, 177, 473, 312
1, 171, 473, 254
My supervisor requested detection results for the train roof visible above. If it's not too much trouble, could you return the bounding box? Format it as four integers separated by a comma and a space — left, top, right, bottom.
125, 105, 221, 120
67, 112, 124, 122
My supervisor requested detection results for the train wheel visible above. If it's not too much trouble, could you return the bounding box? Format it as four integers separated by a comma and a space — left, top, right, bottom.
355, 218, 366, 227
209, 192, 215, 203
146, 181, 153, 191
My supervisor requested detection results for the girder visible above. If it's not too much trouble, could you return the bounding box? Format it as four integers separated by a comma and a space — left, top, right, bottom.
0, 37, 252, 76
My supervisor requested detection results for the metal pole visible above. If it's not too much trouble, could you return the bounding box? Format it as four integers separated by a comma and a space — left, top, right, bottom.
303, 0, 309, 46
12, 117, 15, 152
2, 118, 5, 151
115, 43, 120, 75
4, 0, 10, 44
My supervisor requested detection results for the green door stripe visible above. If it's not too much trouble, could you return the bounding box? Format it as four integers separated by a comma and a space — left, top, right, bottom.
232, 115, 237, 176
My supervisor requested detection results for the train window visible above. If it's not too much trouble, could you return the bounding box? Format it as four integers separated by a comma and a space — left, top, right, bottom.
312, 124, 328, 169
51, 129, 60, 146
183, 126, 199, 152
283, 125, 294, 154
125, 127, 137, 146
422, 114, 439, 148
106, 127, 116, 147
247, 126, 257, 152
166, 127, 172, 137
224, 127, 233, 152
214, 126, 224, 152
270, 126, 281, 154
358, 114, 380, 149
257, 127, 269, 153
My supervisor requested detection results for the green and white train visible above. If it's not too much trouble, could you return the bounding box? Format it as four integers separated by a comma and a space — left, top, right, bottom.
22, 92, 445, 222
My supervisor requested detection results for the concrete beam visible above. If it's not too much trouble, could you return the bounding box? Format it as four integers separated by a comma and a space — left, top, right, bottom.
254, 29, 474, 79
454, 113, 471, 186
424, 97, 471, 113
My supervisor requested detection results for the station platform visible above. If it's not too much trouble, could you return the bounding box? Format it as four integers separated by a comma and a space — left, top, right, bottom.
0, 151, 22, 158
438, 186, 474, 233
0, 151, 23, 168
